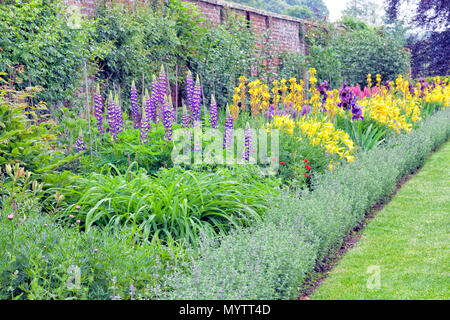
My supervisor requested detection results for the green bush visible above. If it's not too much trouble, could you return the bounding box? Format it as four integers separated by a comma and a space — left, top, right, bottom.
0, 72, 63, 171
93, 1, 256, 110
54, 165, 279, 245
0, 201, 186, 299
307, 24, 410, 88
0, 0, 98, 106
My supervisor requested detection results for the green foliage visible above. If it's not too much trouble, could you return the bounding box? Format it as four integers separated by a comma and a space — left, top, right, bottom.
0, 200, 186, 299
93, 1, 256, 110
0, 72, 63, 171
0, 0, 100, 105
307, 44, 343, 88
82, 123, 174, 175
278, 132, 329, 186
190, 13, 255, 107
307, 26, 410, 88
276, 51, 308, 81
284, 5, 314, 19
227, 0, 329, 19
54, 165, 277, 245
340, 15, 370, 31
94, 3, 181, 108
336, 116, 387, 150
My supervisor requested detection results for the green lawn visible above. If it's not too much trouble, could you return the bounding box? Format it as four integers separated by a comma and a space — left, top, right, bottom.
312, 141, 450, 300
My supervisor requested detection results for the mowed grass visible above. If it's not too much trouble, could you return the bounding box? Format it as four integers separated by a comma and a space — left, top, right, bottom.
312, 141, 450, 300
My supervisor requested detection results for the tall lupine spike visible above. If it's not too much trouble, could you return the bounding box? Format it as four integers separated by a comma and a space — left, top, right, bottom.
140, 93, 151, 144
76, 129, 86, 152
158, 65, 167, 107
209, 94, 218, 130
224, 105, 233, 148
181, 103, 190, 128
242, 122, 252, 161
144, 88, 153, 127
130, 80, 141, 128
162, 96, 173, 141
167, 95, 176, 124
114, 94, 124, 134
192, 75, 202, 122
150, 75, 159, 123
107, 91, 118, 142
186, 70, 194, 112
94, 84, 105, 135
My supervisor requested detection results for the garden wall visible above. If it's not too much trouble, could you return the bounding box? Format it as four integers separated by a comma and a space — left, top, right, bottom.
65, 0, 310, 56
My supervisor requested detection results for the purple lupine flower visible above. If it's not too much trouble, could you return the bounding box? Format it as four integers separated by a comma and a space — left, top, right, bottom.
149, 75, 159, 123
158, 65, 168, 107
114, 94, 124, 134
191, 75, 202, 122
209, 94, 218, 130
76, 134, 86, 152
130, 80, 141, 128
186, 70, 194, 113
107, 92, 118, 142
162, 97, 173, 141
181, 103, 190, 129
224, 106, 233, 148
94, 84, 105, 135
242, 122, 252, 161
140, 94, 151, 144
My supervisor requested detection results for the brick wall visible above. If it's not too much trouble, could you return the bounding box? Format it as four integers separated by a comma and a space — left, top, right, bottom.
184, 0, 308, 56
65, 0, 310, 57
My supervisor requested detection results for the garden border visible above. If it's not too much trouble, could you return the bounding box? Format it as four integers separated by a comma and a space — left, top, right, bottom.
165, 107, 450, 299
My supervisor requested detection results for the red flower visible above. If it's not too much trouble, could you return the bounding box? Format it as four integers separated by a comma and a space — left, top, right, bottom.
304, 159, 310, 164
280, 161, 285, 165
305, 164, 311, 171
304, 173, 310, 178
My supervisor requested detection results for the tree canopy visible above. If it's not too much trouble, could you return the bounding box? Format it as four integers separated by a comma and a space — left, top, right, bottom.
385, 0, 449, 77
228, 0, 329, 19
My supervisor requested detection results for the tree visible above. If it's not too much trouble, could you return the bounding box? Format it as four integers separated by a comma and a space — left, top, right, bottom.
228, 0, 329, 19
385, 0, 450, 77
284, 5, 314, 19
342, 0, 383, 25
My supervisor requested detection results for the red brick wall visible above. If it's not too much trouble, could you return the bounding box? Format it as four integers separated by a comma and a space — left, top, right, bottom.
64, 0, 309, 56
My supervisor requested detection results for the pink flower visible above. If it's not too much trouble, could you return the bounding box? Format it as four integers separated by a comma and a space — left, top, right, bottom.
7, 214, 14, 220
75, 205, 81, 210
94, 248, 98, 253
76, 220, 81, 224
69, 214, 75, 219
